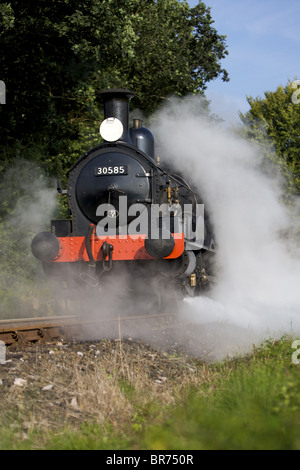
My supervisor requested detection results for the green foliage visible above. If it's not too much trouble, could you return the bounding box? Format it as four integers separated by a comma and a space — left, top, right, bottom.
0, 0, 228, 157
0, 3, 14, 31
239, 80, 300, 197
0, 0, 229, 199
137, 338, 300, 450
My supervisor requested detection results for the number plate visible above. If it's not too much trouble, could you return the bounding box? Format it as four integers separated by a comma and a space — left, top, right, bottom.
94, 165, 128, 176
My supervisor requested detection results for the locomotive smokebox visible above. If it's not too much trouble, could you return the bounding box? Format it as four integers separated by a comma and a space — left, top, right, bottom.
99, 89, 135, 143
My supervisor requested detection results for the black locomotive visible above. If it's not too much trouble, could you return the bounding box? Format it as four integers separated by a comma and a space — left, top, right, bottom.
31, 89, 215, 308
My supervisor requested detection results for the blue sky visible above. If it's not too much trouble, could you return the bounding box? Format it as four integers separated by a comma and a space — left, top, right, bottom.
187, 0, 300, 122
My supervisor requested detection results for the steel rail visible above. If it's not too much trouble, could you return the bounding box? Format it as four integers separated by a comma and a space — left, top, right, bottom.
0, 313, 176, 347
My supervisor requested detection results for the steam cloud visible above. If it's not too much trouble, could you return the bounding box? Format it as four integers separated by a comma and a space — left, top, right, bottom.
3, 101, 299, 359
150, 96, 300, 355
0, 159, 58, 318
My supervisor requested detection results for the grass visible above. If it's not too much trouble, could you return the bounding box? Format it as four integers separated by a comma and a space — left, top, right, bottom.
0, 336, 300, 450
137, 338, 300, 450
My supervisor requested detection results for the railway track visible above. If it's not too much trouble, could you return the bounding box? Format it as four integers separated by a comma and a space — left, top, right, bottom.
0, 313, 176, 348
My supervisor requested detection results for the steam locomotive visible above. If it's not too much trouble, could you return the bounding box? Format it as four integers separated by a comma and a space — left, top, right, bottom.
31, 89, 215, 308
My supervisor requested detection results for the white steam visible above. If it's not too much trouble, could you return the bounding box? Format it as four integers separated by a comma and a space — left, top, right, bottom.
0, 160, 59, 318
2, 159, 57, 234
151, 96, 300, 350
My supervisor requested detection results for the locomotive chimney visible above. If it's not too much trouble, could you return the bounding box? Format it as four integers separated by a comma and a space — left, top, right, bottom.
99, 89, 135, 143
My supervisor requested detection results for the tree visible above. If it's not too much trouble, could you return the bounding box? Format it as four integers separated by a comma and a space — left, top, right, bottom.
0, 0, 229, 232
240, 80, 300, 197
0, 0, 228, 152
